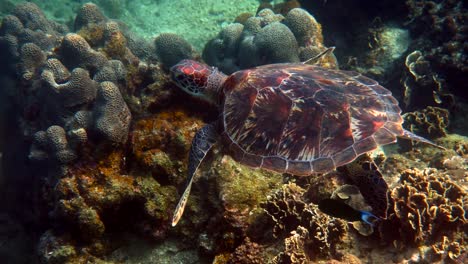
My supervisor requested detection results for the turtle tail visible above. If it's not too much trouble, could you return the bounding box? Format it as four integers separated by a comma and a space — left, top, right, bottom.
400, 129, 445, 150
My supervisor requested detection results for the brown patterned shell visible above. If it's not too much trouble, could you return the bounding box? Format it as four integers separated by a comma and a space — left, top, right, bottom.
220, 63, 404, 175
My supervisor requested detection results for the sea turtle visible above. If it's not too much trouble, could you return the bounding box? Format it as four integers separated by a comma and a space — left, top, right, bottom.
169, 56, 439, 226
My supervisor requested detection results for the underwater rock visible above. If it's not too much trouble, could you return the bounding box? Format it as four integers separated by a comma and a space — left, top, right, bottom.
108, 236, 199, 264
37, 230, 78, 264
53, 149, 177, 244
203, 8, 336, 74
37, 229, 111, 264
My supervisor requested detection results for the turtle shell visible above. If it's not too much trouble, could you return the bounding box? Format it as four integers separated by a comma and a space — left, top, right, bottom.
220, 63, 404, 175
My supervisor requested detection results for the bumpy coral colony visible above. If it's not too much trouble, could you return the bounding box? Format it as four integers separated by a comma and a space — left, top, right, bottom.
0, 2, 466, 264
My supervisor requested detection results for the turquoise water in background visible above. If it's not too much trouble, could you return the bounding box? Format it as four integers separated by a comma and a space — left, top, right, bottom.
0, 0, 259, 50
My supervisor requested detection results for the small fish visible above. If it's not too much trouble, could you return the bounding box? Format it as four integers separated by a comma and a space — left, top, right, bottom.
318, 198, 379, 226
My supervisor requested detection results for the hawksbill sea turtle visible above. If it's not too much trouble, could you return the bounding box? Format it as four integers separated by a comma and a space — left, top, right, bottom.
169, 49, 440, 226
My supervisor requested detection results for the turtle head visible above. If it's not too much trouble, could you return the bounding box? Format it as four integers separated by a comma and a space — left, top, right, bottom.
171, 59, 227, 105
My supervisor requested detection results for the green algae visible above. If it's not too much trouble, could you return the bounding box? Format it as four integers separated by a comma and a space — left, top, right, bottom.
135, 176, 177, 221
213, 156, 283, 217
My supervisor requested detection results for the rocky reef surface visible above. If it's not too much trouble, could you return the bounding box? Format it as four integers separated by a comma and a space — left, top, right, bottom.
0, 1, 466, 263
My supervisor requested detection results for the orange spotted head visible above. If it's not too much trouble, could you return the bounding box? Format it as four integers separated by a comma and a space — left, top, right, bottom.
171, 59, 227, 104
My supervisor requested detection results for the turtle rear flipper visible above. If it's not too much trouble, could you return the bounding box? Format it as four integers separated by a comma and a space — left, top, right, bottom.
341, 155, 389, 219
400, 129, 445, 150
172, 123, 218, 226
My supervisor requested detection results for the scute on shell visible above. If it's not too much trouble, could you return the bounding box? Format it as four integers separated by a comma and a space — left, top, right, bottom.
221, 63, 404, 175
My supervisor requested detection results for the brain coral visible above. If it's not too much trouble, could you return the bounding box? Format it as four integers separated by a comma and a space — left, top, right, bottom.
94, 82, 132, 144
203, 8, 335, 74
284, 7, 323, 47
154, 33, 194, 69
29, 126, 77, 164
42, 67, 98, 108
253, 22, 299, 64
0, 2, 138, 157
74, 3, 107, 31
19, 42, 46, 80
59, 33, 108, 73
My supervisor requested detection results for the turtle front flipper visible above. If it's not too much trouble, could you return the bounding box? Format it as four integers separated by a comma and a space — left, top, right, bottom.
172, 123, 218, 227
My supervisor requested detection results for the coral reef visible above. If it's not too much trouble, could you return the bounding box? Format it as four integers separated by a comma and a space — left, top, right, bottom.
258, 0, 302, 16
94, 82, 132, 144
403, 106, 450, 139
0, 2, 467, 264
379, 168, 467, 251
262, 183, 348, 261
0, 2, 141, 164
226, 237, 266, 264
29, 126, 77, 164
35, 145, 178, 262
203, 8, 336, 74
403, 0, 468, 107
154, 33, 195, 69
130, 110, 204, 182
273, 226, 310, 264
